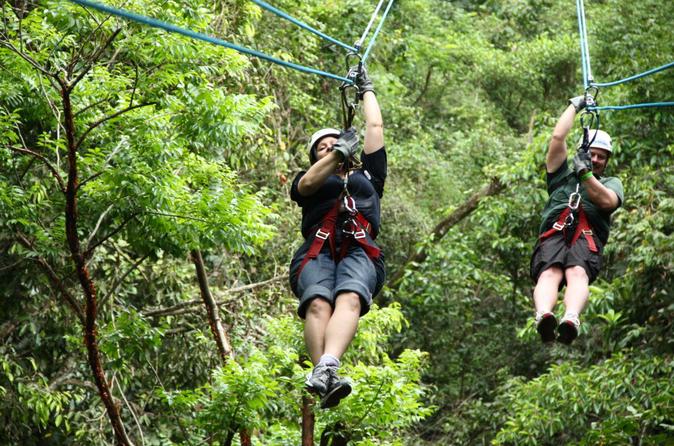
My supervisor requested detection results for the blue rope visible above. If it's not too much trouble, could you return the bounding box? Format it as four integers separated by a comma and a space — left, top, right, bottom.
67, 0, 354, 84
362, 0, 395, 63
251, 0, 358, 53
591, 61, 674, 88
589, 102, 674, 111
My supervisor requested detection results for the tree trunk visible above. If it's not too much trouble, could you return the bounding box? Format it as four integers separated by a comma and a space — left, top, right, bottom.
302, 395, 315, 446
61, 84, 135, 446
191, 249, 234, 361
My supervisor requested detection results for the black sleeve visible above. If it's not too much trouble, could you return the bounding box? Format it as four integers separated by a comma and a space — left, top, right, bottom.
361, 147, 387, 197
290, 172, 307, 206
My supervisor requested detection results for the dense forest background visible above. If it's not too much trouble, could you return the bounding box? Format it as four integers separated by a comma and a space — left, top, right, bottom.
1, 0, 673, 444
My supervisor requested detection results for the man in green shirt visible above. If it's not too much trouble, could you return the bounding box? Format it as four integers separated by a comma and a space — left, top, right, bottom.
530, 97, 624, 345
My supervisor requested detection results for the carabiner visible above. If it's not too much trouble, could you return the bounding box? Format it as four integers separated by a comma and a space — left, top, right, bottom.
567, 184, 581, 210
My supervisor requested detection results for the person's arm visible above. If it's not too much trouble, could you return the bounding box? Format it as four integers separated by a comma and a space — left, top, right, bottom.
363, 91, 384, 154
546, 104, 576, 173
581, 176, 620, 211
297, 150, 343, 196
354, 66, 384, 154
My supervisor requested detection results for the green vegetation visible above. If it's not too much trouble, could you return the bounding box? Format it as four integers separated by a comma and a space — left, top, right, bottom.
1, 0, 672, 444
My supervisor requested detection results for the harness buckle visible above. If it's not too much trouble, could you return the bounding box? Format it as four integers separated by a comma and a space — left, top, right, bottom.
315, 229, 330, 240
552, 222, 565, 231
353, 229, 367, 239
582, 229, 593, 236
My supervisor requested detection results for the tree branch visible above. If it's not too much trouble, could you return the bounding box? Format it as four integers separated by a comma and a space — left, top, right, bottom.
7, 146, 66, 193
100, 253, 149, 306
85, 213, 138, 258
67, 28, 121, 92
0, 40, 55, 80
75, 102, 156, 151
85, 204, 114, 249
383, 178, 505, 297
15, 232, 85, 325
191, 249, 233, 362
143, 274, 287, 318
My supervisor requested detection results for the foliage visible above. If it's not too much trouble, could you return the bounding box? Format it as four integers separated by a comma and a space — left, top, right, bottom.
1, 0, 673, 444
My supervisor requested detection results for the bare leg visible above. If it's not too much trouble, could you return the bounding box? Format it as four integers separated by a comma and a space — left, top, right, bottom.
533, 266, 564, 313
323, 292, 361, 360
304, 298, 333, 365
563, 266, 590, 315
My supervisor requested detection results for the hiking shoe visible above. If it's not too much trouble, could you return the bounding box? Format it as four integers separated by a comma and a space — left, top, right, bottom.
320, 373, 352, 409
557, 314, 580, 345
305, 363, 334, 395
535, 311, 558, 343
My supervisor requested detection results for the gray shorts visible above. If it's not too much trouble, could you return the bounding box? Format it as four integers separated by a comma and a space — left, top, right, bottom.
291, 245, 379, 319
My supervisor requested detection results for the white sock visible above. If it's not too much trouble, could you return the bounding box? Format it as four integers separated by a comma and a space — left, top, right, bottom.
318, 354, 340, 367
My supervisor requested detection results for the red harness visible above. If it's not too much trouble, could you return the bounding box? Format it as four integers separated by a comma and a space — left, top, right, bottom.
297, 195, 381, 277
539, 203, 598, 253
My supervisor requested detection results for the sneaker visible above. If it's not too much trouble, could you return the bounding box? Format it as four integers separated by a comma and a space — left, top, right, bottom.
535, 311, 558, 343
305, 363, 333, 395
557, 314, 580, 345
320, 372, 352, 409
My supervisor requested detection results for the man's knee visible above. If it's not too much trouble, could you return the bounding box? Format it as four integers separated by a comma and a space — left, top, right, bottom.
335, 292, 361, 313
538, 266, 563, 284
565, 265, 589, 282
305, 298, 333, 320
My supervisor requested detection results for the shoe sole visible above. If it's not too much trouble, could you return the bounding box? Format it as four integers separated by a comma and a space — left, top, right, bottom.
536, 314, 557, 343
557, 321, 578, 345
320, 382, 352, 409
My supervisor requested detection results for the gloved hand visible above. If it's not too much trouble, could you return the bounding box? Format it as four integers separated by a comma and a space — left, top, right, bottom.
332, 127, 359, 160
355, 65, 375, 99
573, 149, 592, 177
568, 95, 587, 113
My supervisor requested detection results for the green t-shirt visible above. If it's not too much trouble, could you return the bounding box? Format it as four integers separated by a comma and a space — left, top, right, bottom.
539, 163, 624, 244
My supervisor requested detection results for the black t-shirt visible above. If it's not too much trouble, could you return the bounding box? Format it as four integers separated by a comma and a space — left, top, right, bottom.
291, 148, 387, 239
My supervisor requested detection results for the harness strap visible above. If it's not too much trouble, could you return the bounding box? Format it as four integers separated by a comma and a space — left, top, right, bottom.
297, 198, 341, 276
297, 197, 380, 278
540, 204, 598, 253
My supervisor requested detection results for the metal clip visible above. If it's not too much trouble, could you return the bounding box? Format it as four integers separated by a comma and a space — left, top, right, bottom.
343, 196, 357, 215
353, 229, 367, 239
315, 229, 329, 240
563, 212, 575, 227
568, 192, 581, 210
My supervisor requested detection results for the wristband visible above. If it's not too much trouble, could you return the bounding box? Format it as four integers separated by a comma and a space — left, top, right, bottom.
580, 171, 594, 182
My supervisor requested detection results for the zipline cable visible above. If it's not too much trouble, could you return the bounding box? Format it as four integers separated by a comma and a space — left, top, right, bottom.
575, 0, 593, 88
251, 0, 358, 53
591, 61, 674, 88
362, 0, 395, 63
66, 0, 354, 84
354, 0, 386, 51
589, 102, 674, 111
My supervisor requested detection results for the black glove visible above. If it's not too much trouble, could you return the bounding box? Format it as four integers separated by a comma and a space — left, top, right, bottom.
355, 65, 375, 100
573, 149, 592, 177
332, 127, 359, 160
568, 95, 586, 113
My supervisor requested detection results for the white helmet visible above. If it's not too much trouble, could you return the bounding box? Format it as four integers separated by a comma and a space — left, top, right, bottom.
583, 129, 612, 153
307, 128, 340, 163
